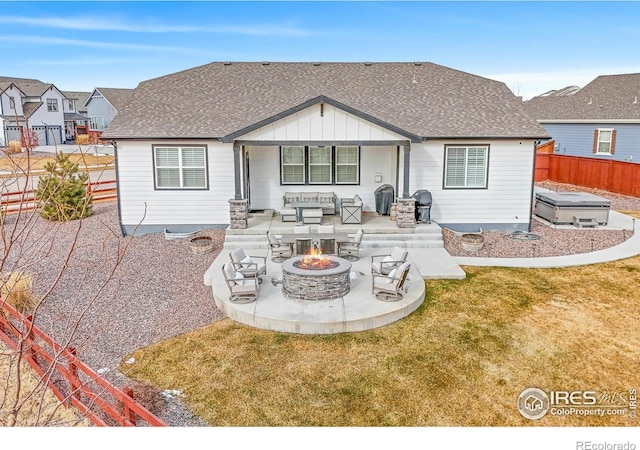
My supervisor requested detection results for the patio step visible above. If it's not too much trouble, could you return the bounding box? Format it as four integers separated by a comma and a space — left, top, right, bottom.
222, 231, 443, 250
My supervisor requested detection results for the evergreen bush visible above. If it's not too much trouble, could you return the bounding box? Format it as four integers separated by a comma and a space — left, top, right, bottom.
35, 152, 93, 221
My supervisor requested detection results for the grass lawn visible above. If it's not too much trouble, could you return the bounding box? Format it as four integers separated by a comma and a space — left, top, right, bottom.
0, 151, 114, 173
123, 243, 640, 427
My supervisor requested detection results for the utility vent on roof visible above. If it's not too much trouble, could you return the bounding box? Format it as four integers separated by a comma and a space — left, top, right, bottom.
223, 62, 232, 66
262, 61, 270, 66
313, 62, 321, 66
364, 62, 372, 66
414, 62, 422, 66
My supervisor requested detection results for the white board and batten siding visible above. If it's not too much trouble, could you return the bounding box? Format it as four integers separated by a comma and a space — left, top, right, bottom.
117, 140, 235, 230
402, 140, 536, 226
240, 103, 407, 142
246, 145, 398, 211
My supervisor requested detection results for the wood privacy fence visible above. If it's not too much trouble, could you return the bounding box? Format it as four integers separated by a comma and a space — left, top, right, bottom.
536, 151, 640, 197
0, 300, 167, 426
1, 179, 116, 215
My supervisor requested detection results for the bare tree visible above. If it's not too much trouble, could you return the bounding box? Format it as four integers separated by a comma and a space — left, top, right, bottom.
0, 143, 150, 426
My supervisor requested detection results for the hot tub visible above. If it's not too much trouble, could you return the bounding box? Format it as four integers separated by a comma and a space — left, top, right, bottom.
534, 192, 610, 226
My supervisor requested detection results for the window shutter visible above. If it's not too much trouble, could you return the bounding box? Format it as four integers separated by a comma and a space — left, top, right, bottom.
592, 129, 598, 154
610, 129, 617, 155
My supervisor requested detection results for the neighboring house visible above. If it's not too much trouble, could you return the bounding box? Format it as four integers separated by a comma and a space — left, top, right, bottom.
62, 90, 91, 140
102, 62, 547, 236
84, 87, 135, 139
0, 76, 88, 146
524, 73, 640, 162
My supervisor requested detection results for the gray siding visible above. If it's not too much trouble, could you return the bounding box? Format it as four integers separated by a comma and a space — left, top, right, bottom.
86, 95, 118, 129
542, 123, 640, 163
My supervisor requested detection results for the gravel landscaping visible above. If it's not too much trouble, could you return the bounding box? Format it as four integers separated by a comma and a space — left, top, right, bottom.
443, 182, 640, 258
2, 181, 639, 426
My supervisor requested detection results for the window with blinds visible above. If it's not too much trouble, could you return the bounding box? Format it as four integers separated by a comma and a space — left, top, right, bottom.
280, 146, 360, 185
281, 146, 305, 184
444, 146, 488, 188
154, 146, 208, 189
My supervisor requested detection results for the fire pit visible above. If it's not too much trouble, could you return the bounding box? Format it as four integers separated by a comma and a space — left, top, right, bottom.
281, 252, 352, 300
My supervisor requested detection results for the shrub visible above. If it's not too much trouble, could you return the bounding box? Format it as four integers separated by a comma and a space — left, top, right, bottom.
35, 152, 93, 221
76, 134, 90, 145
6, 141, 22, 154
0, 272, 36, 314
21, 129, 39, 151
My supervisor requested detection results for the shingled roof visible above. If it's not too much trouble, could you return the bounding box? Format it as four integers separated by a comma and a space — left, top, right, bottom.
103, 62, 546, 140
91, 87, 135, 111
524, 73, 640, 121
0, 76, 52, 97
63, 91, 92, 109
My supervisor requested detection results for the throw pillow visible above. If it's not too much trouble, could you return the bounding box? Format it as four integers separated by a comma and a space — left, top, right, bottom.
240, 255, 253, 268
234, 272, 245, 286
386, 269, 397, 283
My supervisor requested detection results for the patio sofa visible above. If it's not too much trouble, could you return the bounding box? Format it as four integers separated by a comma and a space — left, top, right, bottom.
282, 192, 337, 215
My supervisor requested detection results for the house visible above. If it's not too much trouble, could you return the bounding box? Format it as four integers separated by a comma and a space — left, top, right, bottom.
0, 76, 89, 146
62, 90, 91, 140
102, 62, 547, 236
524, 73, 640, 162
84, 87, 135, 140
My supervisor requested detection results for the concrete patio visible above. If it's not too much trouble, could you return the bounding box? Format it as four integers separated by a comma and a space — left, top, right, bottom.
204, 210, 465, 334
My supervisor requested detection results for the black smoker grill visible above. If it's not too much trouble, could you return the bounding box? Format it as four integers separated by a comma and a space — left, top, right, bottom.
374, 184, 395, 215
412, 190, 432, 223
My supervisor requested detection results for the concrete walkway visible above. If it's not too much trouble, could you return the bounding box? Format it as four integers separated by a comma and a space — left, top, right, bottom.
455, 210, 639, 268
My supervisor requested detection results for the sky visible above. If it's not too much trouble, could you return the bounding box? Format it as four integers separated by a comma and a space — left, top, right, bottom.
1, 1, 639, 100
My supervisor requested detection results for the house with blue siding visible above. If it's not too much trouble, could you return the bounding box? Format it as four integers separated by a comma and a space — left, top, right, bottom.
84, 87, 135, 135
102, 62, 547, 236
525, 73, 640, 162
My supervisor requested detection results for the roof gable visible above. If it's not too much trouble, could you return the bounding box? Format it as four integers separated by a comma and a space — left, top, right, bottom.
104, 62, 546, 140
224, 95, 421, 143
86, 87, 135, 111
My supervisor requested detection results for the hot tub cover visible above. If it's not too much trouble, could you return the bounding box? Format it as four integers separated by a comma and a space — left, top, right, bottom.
535, 192, 611, 208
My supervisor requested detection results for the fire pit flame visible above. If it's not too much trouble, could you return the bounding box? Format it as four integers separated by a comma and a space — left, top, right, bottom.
294, 245, 339, 270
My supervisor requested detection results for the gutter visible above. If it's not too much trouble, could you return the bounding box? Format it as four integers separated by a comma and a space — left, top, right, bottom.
528, 141, 538, 233
110, 139, 126, 237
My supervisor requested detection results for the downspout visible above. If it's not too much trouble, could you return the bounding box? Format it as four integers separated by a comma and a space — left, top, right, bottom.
394, 146, 400, 199
110, 140, 126, 236
528, 141, 539, 232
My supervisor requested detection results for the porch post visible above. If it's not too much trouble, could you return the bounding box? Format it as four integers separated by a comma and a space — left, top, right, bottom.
402, 144, 411, 198
233, 142, 242, 200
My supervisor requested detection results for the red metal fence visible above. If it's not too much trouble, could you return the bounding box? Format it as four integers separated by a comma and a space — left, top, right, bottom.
542, 154, 640, 197
1, 179, 116, 215
0, 300, 166, 426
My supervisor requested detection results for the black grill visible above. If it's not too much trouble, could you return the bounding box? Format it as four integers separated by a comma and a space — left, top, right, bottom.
411, 190, 432, 223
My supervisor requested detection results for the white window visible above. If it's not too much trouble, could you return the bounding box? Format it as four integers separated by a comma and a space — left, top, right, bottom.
335, 146, 359, 184
154, 146, 207, 189
281, 146, 305, 184
89, 116, 105, 131
280, 146, 361, 185
444, 145, 488, 188
595, 129, 614, 154
308, 146, 332, 184
47, 98, 58, 112
9, 97, 16, 109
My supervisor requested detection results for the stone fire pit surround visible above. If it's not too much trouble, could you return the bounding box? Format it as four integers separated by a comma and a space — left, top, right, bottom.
281, 255, 352, 300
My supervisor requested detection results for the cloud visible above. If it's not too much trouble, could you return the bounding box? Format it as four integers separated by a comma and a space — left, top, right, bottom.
0, 35, 217, 56
485, 66, 640, 99
0, 15, 318, 36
